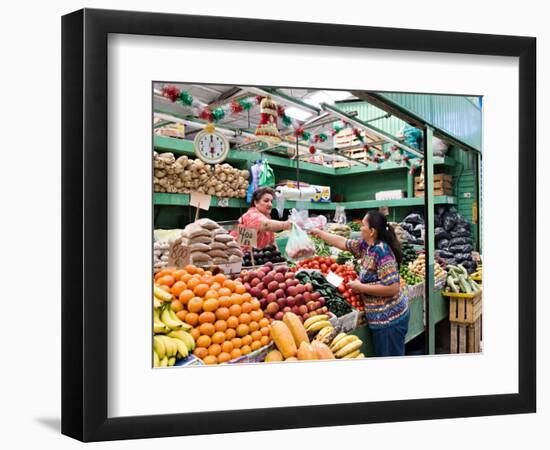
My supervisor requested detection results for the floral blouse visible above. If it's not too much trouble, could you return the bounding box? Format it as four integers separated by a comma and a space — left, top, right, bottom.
346, 239, 409, 329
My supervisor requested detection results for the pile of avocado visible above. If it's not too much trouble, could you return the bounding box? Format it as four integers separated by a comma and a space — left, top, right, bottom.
243, 245, 286, 266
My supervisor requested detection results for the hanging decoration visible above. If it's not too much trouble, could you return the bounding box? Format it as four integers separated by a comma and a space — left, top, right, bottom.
255, 96, 281, 142
308, 145, 316, 154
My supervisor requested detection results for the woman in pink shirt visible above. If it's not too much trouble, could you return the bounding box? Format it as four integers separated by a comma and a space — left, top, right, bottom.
232, 187, 292, 250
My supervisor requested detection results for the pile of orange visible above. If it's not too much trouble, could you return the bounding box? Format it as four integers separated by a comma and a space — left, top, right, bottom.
154, 265, 271, 365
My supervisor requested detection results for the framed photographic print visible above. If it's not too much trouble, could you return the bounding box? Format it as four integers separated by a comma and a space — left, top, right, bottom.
62, 8, 536, 442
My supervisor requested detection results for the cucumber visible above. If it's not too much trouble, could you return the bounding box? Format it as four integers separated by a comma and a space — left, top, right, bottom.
469, 278, 480, 292
458, 275, 472, 294
447, 276, 460, 293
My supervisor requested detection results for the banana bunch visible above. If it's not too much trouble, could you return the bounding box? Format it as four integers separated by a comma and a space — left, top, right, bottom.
313, 324, 338, 346
153, 330, 195, 367
154, 304, 192, 334
471, 266, 483, 279
154, 285, 173, 305
329, 333, 364, 359
304, 314, 333, 334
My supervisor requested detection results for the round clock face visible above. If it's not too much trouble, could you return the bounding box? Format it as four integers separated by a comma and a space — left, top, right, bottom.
194, 130, 230, 164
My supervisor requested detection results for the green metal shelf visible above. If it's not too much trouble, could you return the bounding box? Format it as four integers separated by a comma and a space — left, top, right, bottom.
153, 136, 455, 177
154, 193, 457, 210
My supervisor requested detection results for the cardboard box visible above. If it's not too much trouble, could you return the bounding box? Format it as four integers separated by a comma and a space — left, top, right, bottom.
375, 190, 406, 200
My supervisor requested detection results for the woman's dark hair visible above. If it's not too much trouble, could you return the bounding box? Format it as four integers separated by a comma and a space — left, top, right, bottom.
365, 210, 403, 267
251, 187, 276, 207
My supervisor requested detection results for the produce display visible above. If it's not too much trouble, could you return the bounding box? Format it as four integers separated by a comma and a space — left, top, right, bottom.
445, 264, 481, 294
348, 221, 362, 232
399, 265, 423, 286
293, 257, 363, 311
236, 262, 329, 323
311, 236, 332, 258
434, 206, 476, 273
153, 285, 196, 367
266, 312, 364, 361
153, 152, 249, 198
243, 245, 285, 267
408, 254, 447, 286
171, 218, 243, 267
327, 223, 351, 238
294, 270, 353, 317
154, 265, 271, 365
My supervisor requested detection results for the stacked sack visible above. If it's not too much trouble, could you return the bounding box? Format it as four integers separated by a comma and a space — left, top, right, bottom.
434, 206, 476, 273
171, 219, 243, 267
399, 213, 425, 245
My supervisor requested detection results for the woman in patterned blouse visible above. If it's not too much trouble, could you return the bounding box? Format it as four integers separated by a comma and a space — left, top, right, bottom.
310, 211, 410, 356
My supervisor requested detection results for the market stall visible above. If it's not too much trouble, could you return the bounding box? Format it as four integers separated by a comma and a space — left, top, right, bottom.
152, 83, 483, 365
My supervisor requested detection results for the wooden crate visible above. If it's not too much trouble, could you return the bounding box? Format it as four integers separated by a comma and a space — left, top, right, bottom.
415, 173, 452, 189
414, 174, 453, 197
443, 291, 482, 324
334, 128, 366, 149
332, 160, 352, 168
451, 316, 482, 354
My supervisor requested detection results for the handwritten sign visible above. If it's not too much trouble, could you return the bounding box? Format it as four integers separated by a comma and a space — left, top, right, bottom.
189, 191, 211, 211
326, 271, 344, 288
238, 228, 257, 248
168, 241, 189, 268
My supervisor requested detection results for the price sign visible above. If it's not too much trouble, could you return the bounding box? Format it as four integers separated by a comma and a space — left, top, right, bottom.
168, 242, 189, 268
238, 228, 257, 248
326, 271, 344, 288
189, 191, 211, 211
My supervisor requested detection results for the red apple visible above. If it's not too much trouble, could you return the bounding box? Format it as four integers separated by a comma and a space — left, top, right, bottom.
298, 305, 308, 315
266, 302, 279, 314
286, 297, 296, 307
268, 281, 279, 292
274, 311, 284, 320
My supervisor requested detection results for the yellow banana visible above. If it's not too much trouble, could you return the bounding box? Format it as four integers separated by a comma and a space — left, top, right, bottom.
153, 350, 160, 367
153, 308, 169, 334
154, 286, 172, 302
355, 353, 365, 359
153, 297, 162, 308
306, 320, 332, 333
161, 307, 183, 330
328, 333, 347, 350
153, 335, 166, 360
173, 337, 189, 359
330, 334, 358, 353
303, 314, 329, 330
313, 326, 334, 342
341, 349, 361, 359
157, 335, 177, 357
335, 339, 363, 358
167, 308, 191, 331
160, 356, 168, 367
168, 330, 196, 351
168, 357, 176, 366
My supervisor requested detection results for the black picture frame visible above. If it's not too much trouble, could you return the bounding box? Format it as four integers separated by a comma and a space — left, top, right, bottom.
62, 8, 536, 442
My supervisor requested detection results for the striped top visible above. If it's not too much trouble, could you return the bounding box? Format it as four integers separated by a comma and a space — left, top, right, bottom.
346, 239, 409, 329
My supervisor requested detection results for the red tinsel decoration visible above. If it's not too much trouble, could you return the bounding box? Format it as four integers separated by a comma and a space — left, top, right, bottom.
309, 145, 316, 154
162, 85, 181, 102
353, 128, 362, 138
295, 127, 305, 138
277, 105, 286, 116
199, 109, 214, 122
255, 95, 265, 104
230, 101, 244, 114
363, 144, 370, 151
